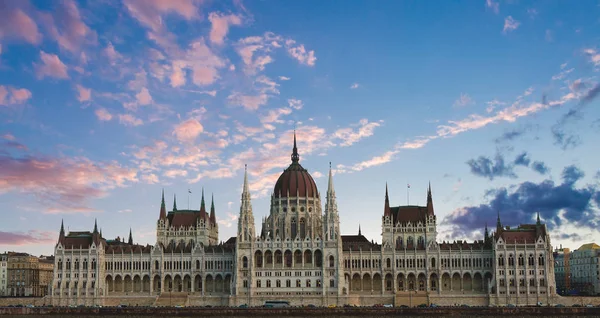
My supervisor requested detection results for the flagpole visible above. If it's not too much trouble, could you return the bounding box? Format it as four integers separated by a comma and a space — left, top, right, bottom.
407, 183, 410, 205
188, 189, 190, 210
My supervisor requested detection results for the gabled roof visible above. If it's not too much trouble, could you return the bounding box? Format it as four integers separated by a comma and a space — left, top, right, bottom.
341, 235, 381, 251
578, 243, 600, 250
390, 205, 429, 224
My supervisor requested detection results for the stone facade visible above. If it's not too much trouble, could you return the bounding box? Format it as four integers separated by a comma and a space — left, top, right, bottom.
6, 252, 54, 297
49, 133, 558, 307
0, 253, 7, 296
554, 243, 600, 295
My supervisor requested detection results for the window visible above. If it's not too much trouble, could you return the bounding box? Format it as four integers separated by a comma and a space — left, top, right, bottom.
498, 255, 504, 266
306, 279, 311, 287
276, 280, 281, 288
266, 280, 271, 288
286, 280, 291, 288
256, 280, 261, 288
386, 258, 391, 268
296, 279, 301, 287
243, 280, 248, 288
329, 256, 335, 268
243, 256, 248, 268
508, 255, 514, 266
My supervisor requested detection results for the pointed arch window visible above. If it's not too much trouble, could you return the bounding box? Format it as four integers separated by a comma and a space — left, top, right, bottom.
299, 218, 306, 238
291, 218, 297, 238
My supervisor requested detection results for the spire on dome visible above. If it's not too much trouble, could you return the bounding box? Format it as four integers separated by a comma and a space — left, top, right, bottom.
159, 189, 167, 219
173, 194, 178, 211
384, 183, 391, 217
128, 228, 133, 245
291, 130, 300, 163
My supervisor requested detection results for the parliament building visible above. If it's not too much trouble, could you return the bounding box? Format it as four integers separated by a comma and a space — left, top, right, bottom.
50, 134, 561, 307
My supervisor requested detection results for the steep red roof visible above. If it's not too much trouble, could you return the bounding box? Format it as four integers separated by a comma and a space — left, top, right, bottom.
341, 235, 381, 251
391, 205, 428, 224
168, 211, 199, 228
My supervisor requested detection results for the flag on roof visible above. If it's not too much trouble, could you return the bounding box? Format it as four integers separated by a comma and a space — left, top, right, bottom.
188, 189, 192, 194
407, 184, 411, 188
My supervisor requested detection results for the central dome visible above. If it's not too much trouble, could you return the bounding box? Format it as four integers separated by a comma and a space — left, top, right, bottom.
273, 131, 319, 198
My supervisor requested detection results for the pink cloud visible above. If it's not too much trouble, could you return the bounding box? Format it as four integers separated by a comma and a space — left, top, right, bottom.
136, 87, 153, 105
103, 42, 122, 63
0, 8, 42, 45
503, 16, 520, 33
75, 84, 91, 102
333, 119, 383, 147
173, 118, 204, 142
2, 133, 16, 141
170, 62, 186, 87
0, 230, 55, 245
94, 108, 112, 121
35, 51, 69, 79
118, 114, 143, 126
227, 93, 269, 111
123, 0, 199, 32
170, 38, 226, 87
0, 153, 138, 213
285, 41, 316, 66
209, 12, 242, 45
39, 0, 96, 53
164, 169, 188, 178
0, 85, 32, 106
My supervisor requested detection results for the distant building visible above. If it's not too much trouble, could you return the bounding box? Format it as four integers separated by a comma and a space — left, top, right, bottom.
50, 133, 559, 307
0, 253, 7, 296
7, 252, 54, 297
554, 243, 600, 296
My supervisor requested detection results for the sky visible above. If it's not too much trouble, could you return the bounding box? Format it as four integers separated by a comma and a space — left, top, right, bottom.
1, 0, 600, 257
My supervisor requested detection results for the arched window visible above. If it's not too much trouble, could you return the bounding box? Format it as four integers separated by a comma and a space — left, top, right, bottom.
407, 236, 414, 247
58, 259, 63, 270
518, 254, 524, 266
155, 260, 160, 270
498, 254, 504, 266
508, 254, 514, 266
538, 254, 545, 266
330, 226, 334, 240
91, 259, 96, 270
196, 260, 200, 270
528, 254, 535, 266
299, 218, 306, 238
417, 236, 424, 248
329, 255, 335, 267
386, 258, 391, 268
430, 258, 436, 268
291, 218, 297, 238
242, 256, 248, 268
66, 259, 71, 270
396, 237, 403, 249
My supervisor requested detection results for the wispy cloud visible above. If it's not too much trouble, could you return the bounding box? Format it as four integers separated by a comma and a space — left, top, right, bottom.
35, 51, 69, 79
0, 86, 32, 106
486, 0, 499, 14
350, 83, 360, 89
503, 16, 520, 33
0, 230, 55, 245
453, 93, 474, 107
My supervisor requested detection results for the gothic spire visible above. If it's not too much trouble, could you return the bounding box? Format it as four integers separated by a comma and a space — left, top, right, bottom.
128, 228, 133, 245
59, 219, 65, 241
384, 182, 391, 217
200, 187, 206, 213
173, 194, 178, 211
159, 189, 167, 219
210, 193, 216, 225
536, 211, 541, 225
496, 210, 502, 230
291, 130, 299, 163
327, 162, 335, 193
358, 224, 362, 236
426, 181, 434, 215
242, 164, 250, 198
93, 218, 98, 234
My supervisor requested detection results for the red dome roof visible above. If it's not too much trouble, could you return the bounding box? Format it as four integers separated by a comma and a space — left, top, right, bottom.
273, 131, 319, 198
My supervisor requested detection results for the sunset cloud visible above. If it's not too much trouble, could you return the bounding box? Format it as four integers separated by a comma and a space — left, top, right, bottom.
208, 12, 243, 45
0, 153, 138, 213
0, 230, 55, 245
95, 108, 112, 121
0, 8, 42, 45
118, 114, 143, 126
0, 86, 32, 106
333, 119, 383, 147
503, 16, 520, 33
173, 118, 204, 143
75, 84, 91, 102
35, 51, 69, 79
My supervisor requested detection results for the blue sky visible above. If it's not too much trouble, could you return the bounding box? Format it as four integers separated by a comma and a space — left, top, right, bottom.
1, 0, 600, 256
